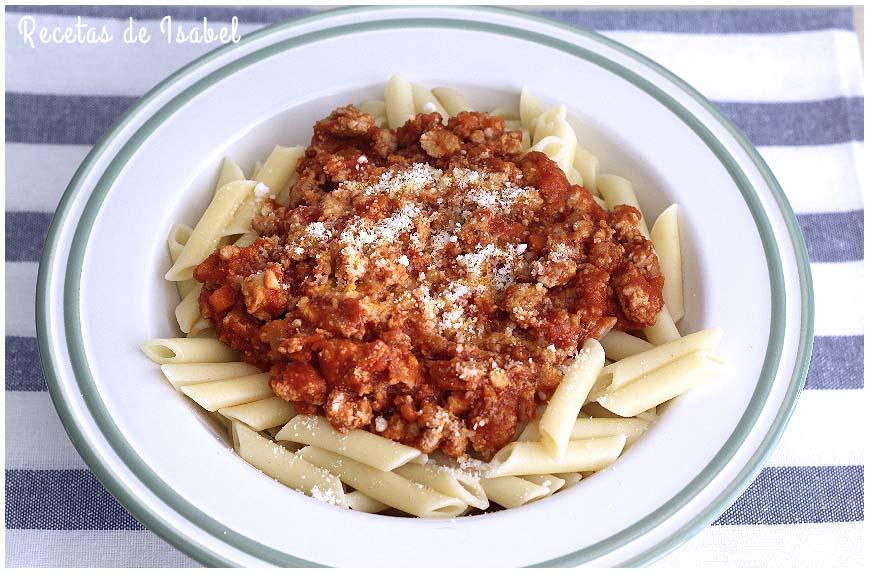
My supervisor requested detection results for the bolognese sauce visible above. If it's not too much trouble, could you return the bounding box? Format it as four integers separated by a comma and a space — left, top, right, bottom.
194, 106, 664, 459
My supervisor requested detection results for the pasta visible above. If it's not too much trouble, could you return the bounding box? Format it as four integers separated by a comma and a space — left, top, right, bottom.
489, 436, 627, 477
597, 174, 651, 238
346, 490, 390, 514
144, 78, 725, 517
141, 338, 238, 364
411, 83, 449, 119
219, 396, 297, 431
166, 224, 196, 298
520, 417, 650, 448
215, 157, 245, 191
599, 330, 655, 361
393, 463, 489, 510
164, 180, 255, 281
174, 282, 203, 334
180, 373, 273, 412
430, 87, 472, 116
596, 351, 724, 417
538, 339, 605, 460
275, 415, 427, 471
232, 422, 347, 507
384, 75, 415, 129
298, 446, 467, 518
651, 204, 685, 322
480, 476, 549, 509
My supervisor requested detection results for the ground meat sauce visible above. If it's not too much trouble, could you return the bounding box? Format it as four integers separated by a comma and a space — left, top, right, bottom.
195, 106, 664, 459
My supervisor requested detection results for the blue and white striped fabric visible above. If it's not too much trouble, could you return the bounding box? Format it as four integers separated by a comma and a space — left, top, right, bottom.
5, 6, 864, 567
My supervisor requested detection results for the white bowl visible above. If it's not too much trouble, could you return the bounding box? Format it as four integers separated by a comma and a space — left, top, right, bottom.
37, 6, 813, 567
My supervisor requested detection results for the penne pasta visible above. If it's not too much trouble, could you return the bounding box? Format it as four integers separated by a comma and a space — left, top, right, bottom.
521, 417, 650, 448
643, 305, 682, 345
180, 373, 273, 412
165, 180, 255, 281
251, 160, 263, 180
411, 83, 449, 120
160, 361, 261, 389
531, 104, 568, 144
384, 75, 415, 129
174, 282, 203, 334
233, 231, 259, 247
554, 472, 583, 489
597, 174, 650, 238
651, 204, 685, 322
600, 330, 655, 361
489, 104, 519, 120
394, 463, 489, 510
480, 476, 549, 509
219, 396, 297, 431
226, 146, 304, 234
518, 87, 544, 131
596, 351, 724, 417
597, 328, 723, 396
358, 100, 386, 119
430, 87, 472, 116
567, 167, 584, 186
539, 339, 606, 461
166, 224, 196, 299
232, 422, 347, 507
524, 474, 567, 496
573, 145, 600, 196
215, 157, 245, 191
298, 446, 467, 518
141, 338, 238, 364
346, 490, 390, 514
489, 436, 627, 477
275, 415, 427, 471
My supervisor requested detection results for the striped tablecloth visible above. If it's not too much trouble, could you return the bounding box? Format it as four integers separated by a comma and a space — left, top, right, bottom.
5, 6, 864, 567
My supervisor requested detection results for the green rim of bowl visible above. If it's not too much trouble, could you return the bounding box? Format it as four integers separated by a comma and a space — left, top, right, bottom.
36, 6, 814, 568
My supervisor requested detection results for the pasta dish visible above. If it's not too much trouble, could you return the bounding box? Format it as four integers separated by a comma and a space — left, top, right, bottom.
143, 76, 724, 517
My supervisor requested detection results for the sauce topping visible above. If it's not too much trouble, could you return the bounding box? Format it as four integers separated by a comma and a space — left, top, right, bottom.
195, 106, 663, 458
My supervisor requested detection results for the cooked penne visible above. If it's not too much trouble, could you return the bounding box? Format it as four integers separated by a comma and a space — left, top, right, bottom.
160, 361, 261, 389
165, 180, 255, 281
251, 160, 263, 180
567, 167, 584, 186
531, 104, 568, 144
233, 231, 259, 247
384, 75, 415, 128
180, 373, 273, 411
358, 100, 386, 119
597, 328, 723, 395
298, 446, 467, 518
597, 351, 724, 417
141, 338, 237, 364
275, 415, 427, 471
166, 224, 196, 299
489, 104, 519, 120
489, 436, 627, 477
232, 422, 347, 507
651, 204, 684, 322
539, 339, 606, 461
521, 417, 650, 448
411, 83, 449, 119
215, 157, 245, 191
530, 131, 577, 174
524, 474, 567, 496
573, 145, 600, 196
394, 463, 489, 510
644, 305, 682, 345
226, 146, 305, 234
597, 174, 650, 238
174, 282, 203, 334
554, 472, 583, 489
480, 476, 549, 509
600, 330, 655, 361
430, 87, 472, 116
581, 401, 625, 419
346, 490, 390, 514
219, 396, 297, 431
519, 87, 544, 131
